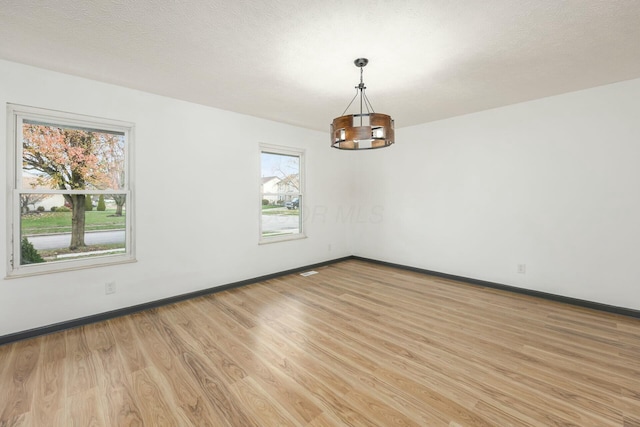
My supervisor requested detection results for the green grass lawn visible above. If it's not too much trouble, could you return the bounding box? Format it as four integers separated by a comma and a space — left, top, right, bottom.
21, 210, 125, 235
261, 207, 300, 216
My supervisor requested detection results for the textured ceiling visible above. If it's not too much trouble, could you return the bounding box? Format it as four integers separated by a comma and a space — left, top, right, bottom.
1, 0, 640, 131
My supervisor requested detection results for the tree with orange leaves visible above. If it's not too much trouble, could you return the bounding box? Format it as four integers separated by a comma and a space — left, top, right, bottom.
22, 123, 124, 249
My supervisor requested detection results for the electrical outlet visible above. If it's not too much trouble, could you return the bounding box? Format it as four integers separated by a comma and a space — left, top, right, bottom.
517, 264, 526, 274
105, 281, 116, 295
328, 244, 332, 252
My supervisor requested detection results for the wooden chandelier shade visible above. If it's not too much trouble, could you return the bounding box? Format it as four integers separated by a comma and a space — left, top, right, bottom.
331, 113, 394, 149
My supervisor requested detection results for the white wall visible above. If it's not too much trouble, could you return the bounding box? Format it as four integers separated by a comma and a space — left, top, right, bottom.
0, 60, 355, 337
353, 78, 640, 310
2, 59, 638, 338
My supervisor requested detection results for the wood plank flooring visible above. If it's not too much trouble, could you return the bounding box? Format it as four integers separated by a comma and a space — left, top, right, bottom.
1, 259, 639, 426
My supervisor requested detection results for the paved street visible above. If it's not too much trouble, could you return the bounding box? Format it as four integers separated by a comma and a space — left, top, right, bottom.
27, 230, 125, 250
262, 213, 300, 233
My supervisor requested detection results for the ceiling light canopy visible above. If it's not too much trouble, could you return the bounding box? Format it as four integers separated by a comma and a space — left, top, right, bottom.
331, 58, 395, 150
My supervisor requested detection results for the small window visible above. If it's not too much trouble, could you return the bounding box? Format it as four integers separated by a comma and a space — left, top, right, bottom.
6, 104, 134, 277
259, 144, 305, 243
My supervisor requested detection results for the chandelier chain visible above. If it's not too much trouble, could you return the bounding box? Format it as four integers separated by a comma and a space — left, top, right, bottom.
363, 91, 375, 113
341, 65, 376, 116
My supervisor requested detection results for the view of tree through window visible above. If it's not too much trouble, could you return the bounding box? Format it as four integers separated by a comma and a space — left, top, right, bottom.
260, 146, 304, 241
8, 105, 133, 274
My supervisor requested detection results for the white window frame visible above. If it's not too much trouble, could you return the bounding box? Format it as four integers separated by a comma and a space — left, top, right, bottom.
259, 143, 305, 244
6, 104, 135, 277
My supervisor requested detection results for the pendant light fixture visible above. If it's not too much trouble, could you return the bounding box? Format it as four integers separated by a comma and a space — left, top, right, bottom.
331, 58, 394, 150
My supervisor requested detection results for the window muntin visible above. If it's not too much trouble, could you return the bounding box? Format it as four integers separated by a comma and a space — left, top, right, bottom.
7, 105, 134, 276
259, 145, 305, 243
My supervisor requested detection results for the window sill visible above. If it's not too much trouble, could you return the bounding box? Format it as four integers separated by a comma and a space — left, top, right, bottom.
5, 257, 137, 279
259, 234, 307, 245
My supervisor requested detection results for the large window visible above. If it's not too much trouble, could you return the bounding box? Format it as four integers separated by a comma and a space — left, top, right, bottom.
259, 144, 305, 243
6, 104, 134, 276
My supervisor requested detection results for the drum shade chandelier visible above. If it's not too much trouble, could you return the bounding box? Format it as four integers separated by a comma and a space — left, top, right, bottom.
331, 58, 394, 150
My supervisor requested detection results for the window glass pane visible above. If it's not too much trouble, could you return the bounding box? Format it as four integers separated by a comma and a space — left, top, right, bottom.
261, 195, 301, 238
20, 193, 126, 265
260, 152, 300, 193
22, 121, 126, 191
260, 148, 303, 241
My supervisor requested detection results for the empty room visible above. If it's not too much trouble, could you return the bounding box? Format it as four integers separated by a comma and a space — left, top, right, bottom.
1, 1, 639, 425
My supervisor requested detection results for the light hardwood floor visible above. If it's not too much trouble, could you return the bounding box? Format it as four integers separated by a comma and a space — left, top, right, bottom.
1, 259, 639, 426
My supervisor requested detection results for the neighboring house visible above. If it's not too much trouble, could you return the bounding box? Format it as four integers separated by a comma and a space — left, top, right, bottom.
21, 175, 65, 212
261, 174, 300, 204
276, 174, 299, 203
24, 194, 65, 212
261, 176, 279, 203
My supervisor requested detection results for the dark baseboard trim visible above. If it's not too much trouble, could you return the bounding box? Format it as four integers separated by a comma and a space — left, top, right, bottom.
352, 256, 640, 319
0, 256, 352, 346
